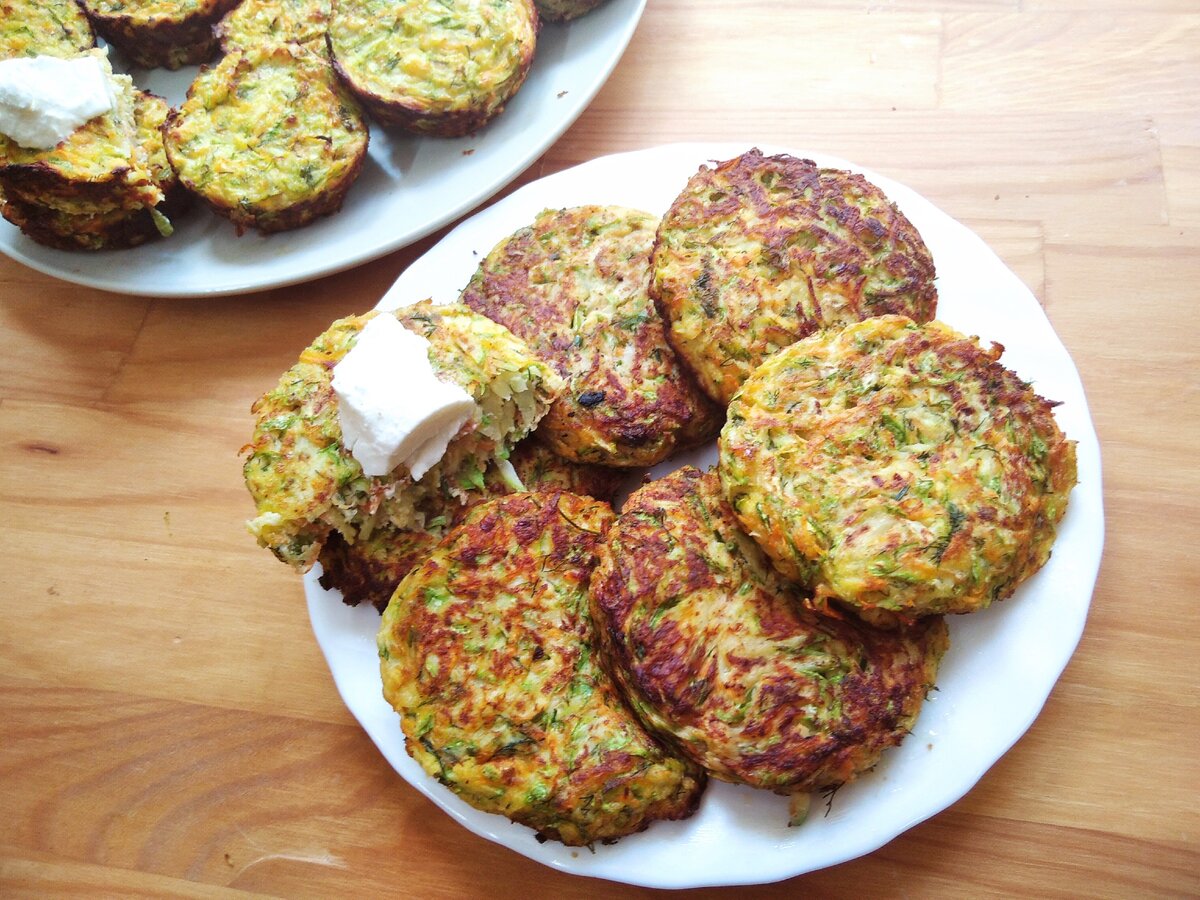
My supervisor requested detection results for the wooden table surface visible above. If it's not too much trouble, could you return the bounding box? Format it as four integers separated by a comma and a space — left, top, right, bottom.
2, 1, 1198, 896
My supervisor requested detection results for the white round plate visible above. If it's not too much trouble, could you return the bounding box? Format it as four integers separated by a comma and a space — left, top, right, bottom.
0, 0, 646, 297
304, 143, 1104, 888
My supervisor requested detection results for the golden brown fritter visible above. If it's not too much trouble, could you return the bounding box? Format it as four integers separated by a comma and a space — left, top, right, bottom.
318, 438, 624, 609
243, 303, 562, 571
378, 491, 706, 846
650, 148, 938, 404
78, 0, 240, 69
328, 0, 537, 136
0, 56, 163, 216
460, 205, 723, 467
0, 55, 186, 250
719, 315, 1078, 621
589, 466, 948, 797
163, 43, 368, 234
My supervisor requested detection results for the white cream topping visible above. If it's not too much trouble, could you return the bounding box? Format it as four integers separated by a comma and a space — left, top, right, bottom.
332, 314, 477, 481
0, 54, 116, 150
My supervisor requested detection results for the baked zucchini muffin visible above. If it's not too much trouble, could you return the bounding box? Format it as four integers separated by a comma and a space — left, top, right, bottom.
243, 303, 563, 570
163, 42, 368, 234
0, 55, 185, 249
651, 148, 938, 404
328, 0, 537, 136
216, 0, 331, 54
318, 437, 624, 609
0, 54, 161, 211
0, 0, 95, 59
78, 0, 240, 69
590, 466, 948, 801
378, 491, 706, 846
719, 315, 1077, 622
460, 205, 723, 467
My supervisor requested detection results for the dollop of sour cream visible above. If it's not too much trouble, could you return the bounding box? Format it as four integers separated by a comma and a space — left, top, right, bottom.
0, 54, 116, 150
332, 313, 477, 481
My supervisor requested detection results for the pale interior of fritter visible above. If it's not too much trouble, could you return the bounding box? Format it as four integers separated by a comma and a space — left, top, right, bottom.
244, 307, 560, 570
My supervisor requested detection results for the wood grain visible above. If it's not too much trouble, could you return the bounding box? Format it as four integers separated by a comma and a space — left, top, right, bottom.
2, 1, 1198, 896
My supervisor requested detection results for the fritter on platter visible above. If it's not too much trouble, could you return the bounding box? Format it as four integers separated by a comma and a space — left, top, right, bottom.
318, 438, 623, 609
163, 42, 368, 234
378, 491, 706, 846
719, 315, 1077, 621
328, 0, 537, 136
590, 466, 948, 799
243, 303, 562, 570
460, 205, 722, 467
650, 148, 938, 404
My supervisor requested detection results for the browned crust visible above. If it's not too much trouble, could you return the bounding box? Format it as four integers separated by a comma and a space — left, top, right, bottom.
650, 148, 939, 404
0, 159, 140, 210
459, 206, 723, 466
0, 181, 190, 249
317, 529, 435, 610
317, 439, 625, 610
78, 0, 241, 68
590, 466, 949, 793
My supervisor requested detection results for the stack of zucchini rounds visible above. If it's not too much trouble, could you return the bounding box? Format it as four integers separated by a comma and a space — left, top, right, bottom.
0, 3, 188, 250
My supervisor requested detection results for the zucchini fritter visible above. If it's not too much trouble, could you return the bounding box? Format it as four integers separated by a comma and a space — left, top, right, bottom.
719, 316, 1078, 620
78, 0, 240, 69
0, 0, 95, 59
243, 303, 563, 571
216, 0, 331, 54
328, 0, 537, 136
460, 205, 723, 467
378, 491, 706, 846
0, 56, 162, 213
318, 438, 624, 609
163, 43, 368, 234
0, 54, 185, 249
590, 467, 948, 796
651, 149, 938, 404
1, 89, 188, 249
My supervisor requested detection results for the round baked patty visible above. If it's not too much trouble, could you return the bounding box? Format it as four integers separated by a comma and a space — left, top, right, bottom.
590, 466, 948, 795
460, 205, 723, 467
243, 302, 561, 571
79, 0, 240, 68
378, 491, 706, 846
719, 315, 1078, 620
650, 148, 938, 404
328, 0, 536, 136
163, 42, 368, 234
0, 90, 188, 250
318, 438, 624, 609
